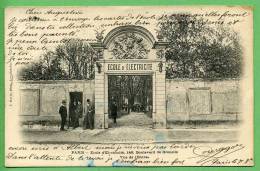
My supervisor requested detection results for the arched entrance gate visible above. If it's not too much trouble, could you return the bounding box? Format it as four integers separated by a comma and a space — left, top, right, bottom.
91, 25, 168, 129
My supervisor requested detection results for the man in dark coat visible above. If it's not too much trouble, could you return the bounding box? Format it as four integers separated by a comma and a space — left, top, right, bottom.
59, 100, 67, 131
69, 101, 77, 129
111, 101, 118, 124
83, 99, 94, 130
74, 101, 82, 129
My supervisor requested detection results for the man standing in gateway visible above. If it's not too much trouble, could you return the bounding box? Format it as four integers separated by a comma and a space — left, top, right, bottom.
59, 100, 67, 131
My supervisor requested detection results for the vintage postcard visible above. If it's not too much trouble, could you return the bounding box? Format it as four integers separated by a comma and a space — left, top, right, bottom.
5, 6, 253, 166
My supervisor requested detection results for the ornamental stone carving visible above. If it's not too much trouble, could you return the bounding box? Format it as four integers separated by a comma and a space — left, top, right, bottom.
156, 49, 165, 59
110, 32, 150, 59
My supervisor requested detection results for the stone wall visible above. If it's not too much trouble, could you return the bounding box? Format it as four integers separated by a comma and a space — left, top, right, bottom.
18, 80, 95, 122
18, 79, 241, 123
166, 79, 241, 122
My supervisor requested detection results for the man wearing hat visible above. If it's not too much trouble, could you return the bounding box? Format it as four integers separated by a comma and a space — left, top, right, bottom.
111, 100, 118, 125
59, 100, 67, 131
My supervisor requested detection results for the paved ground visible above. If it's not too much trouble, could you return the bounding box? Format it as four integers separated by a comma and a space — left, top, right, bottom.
21, 112, 238, 144
108, 112, 153, 128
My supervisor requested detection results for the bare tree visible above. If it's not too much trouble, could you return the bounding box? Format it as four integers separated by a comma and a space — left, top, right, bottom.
56, 39, 96, 80
109, 75, 152, 113
19, 38, 96, 80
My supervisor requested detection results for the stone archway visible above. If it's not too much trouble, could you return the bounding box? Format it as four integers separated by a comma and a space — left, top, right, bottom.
91, 25, 168, 129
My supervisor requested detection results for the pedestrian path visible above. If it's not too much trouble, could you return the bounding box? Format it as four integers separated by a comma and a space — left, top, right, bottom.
21, 112, 239, 143
109, 112, 153, 128
22, 127, 238, 144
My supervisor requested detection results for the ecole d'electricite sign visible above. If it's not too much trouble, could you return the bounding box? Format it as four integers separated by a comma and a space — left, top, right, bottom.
107, 63, 153, 71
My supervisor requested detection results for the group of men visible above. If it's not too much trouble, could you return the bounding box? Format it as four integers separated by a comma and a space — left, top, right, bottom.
58, 99, 94, 131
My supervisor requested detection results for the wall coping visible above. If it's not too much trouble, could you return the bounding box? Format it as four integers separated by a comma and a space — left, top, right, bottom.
16, 80, 94, 84
17, 78, 240, 84
166, 78, 240, 82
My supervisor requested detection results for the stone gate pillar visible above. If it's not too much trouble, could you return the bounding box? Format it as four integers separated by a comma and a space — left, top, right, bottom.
94, 60, 105, 128
153, 41, 168, 128
91, 40, 106, 129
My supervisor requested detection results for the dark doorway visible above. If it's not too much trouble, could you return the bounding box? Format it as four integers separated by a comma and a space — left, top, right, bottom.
69, 92, 83, 105
69, 92, 83, 127
108, 75, 153, 128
